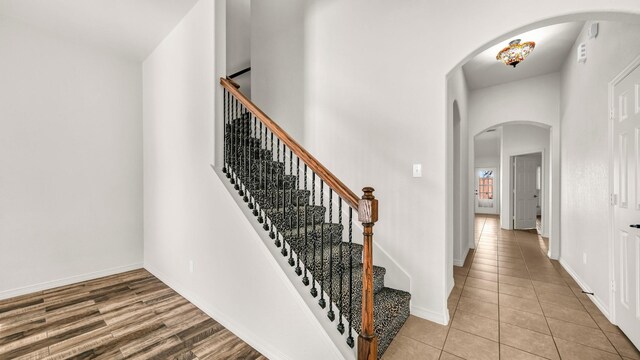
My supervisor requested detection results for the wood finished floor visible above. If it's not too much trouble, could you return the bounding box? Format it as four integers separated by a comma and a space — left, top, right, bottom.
0, 269, 266, 360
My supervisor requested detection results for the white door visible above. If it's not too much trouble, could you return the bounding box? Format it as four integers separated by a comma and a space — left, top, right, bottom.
514, 156, 537, 229
475, 168, 496, 214
613, 61, 640, 349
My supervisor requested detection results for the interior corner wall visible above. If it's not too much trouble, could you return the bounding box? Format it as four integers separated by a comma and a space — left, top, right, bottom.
0, 16, 143, 298
143, 1, 340, 358
250, 0, 304, 141
226, 0, 251, 97
560, 20, 640, 315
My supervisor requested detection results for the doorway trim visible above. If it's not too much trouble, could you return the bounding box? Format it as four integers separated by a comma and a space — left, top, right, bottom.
608, 54, 640, 324
509, 150, 545, 232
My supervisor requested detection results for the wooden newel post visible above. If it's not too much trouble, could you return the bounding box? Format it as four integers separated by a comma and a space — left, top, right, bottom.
358, 187, 378, 360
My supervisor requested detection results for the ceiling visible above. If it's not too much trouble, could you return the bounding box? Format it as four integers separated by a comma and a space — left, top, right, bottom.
463, 22, 585, 90
0, 0, 199, 61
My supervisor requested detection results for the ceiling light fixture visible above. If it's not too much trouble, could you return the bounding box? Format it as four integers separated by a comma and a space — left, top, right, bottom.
496, 39, 535, 68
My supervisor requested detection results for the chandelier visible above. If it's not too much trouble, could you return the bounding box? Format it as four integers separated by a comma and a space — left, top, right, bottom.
496, 39, 535, 68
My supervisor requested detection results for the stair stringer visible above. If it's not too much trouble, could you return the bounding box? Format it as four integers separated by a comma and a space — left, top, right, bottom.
213, 165, 357, 360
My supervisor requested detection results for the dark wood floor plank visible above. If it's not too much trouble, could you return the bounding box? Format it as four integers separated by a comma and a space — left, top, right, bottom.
0, 270, 265, 360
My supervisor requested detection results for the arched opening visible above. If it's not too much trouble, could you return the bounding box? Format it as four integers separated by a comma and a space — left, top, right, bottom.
445, 13, 640, 350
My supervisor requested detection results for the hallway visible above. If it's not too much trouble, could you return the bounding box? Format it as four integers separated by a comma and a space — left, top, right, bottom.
383, 215, 640, 359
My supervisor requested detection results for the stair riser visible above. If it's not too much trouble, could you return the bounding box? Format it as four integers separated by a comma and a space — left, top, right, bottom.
250, 190, 311, 209
266, 207, 325, 229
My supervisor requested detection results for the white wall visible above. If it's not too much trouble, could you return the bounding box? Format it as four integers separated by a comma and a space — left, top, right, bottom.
297, 1, 640, 324
560, 20, 640, 316
251, 0, 305, 141
501, 124, 550, 233
469, 73, 559, 240
226, 0, 251, 97
0, 16, 143, 298
143, 1, 341, 359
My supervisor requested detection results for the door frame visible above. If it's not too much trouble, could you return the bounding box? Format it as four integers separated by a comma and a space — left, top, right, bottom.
509, 150, 545, 232
608, 54, 640, 325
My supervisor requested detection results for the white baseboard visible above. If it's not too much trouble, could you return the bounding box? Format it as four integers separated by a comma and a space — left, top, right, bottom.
145, 264, 296, 360
411, 304, 448, 325
558, 258, 611, 319
453, 247, 470, 267
0, 262, 143, 301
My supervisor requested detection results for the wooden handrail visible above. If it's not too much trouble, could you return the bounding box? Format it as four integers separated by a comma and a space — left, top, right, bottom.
220, 77, 360, 210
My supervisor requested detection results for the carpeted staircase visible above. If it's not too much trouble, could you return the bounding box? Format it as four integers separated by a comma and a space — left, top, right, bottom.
226, 115, 410, 358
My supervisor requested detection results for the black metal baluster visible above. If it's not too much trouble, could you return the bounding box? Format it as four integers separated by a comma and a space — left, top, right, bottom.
251, 116, 259, 215
274, 139, 281, 246
346, 208, 354, 348
257, 121, 264, 222
327, 188, 335, 320
246, 114, 253, 206
337, 199, 345, 333
280, 142, 287, 256
302, 164, 310, 286
288, 149, 295, 266
294, 156, 302, 275
318, 180, 326, 309
230, 97, 236, 185
310, 173, 318, 298
267, 132, 275, 236
222, 89, 228, 174
239, 105, 246, 197
233, 98, 239, 189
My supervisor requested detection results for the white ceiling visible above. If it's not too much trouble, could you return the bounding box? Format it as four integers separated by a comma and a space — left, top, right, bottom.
0, 0, 199, 61
463, 22, 585, 90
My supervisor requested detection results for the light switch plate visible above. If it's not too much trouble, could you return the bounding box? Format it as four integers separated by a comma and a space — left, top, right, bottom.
413, 164, 422, 178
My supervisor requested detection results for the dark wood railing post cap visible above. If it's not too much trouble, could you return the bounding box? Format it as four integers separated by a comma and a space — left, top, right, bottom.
358, 187, 378, 224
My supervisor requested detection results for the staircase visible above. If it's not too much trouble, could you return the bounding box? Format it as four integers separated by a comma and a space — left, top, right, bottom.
220, 78, 410, 359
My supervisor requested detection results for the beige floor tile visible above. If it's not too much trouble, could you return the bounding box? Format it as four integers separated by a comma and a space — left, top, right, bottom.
500, 322, 560, 360
440, 352, 465, 359
591, 313, 624, 335
532, 281, 575, 297
398, 315, 449, 350
500, 345, 548, 359
468, 270, 498, 282
471, 263, 499, 274
546, 318, 617, 354
499, 293, 543, 315
536, 292, 584, 311
443, 328, 499, 360
539, 301, 598, 328
462, 287, 499, 305
473, 257, 498, 266
499, 283, 538, 300
451, 310, 499, 341
604, 331, 640, 359
499, 274, 534, 289
381, 335, 441, 360
456, 296, 498, 320
554, 337, 622, 360
499, 307, 550, 335
464, 277, 498, 292
499, 267, 531, 279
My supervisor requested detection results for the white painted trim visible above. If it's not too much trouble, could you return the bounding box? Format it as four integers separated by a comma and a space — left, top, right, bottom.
0, 263, 143, 301
453, 246, 470, 267
607, 54, 640, 325
559, 258, 611, 320
411, 304, 449, 325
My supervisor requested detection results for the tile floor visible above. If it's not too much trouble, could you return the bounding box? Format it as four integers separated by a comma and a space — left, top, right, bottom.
382, 215, 640, 360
